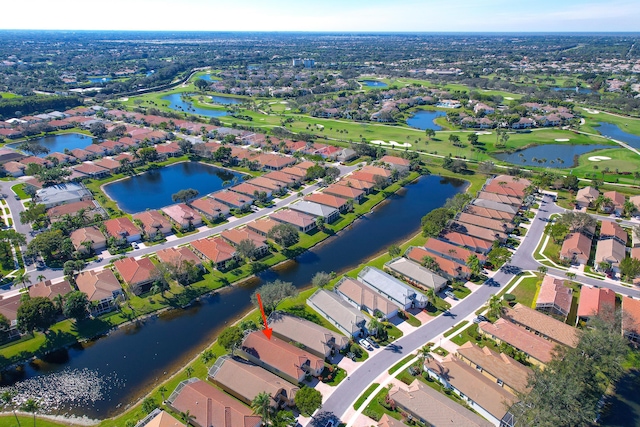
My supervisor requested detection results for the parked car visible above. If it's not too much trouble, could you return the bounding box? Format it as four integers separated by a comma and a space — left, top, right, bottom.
367, 336, 379, 348
445, 290, 457, 300
131, 242, 139, 250
358, 338, 373, 351
474, 315, 489, 323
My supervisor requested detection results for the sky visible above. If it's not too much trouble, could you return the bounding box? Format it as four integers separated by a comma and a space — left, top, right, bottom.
3, 0, 640, 32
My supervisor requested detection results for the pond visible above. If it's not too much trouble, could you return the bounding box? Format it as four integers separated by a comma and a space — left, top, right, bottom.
161, 93, 228, 118
0, 175, 463, 419
361, 80, 388, 88
210, 95, 243, 105
103, 162, 242, 214
492, 144, 612, 168
199, 74, 215, 81
597, 121, 640, 150
552, 86, 593, 94
406, 110, 446, 131
8, 133, 95, 157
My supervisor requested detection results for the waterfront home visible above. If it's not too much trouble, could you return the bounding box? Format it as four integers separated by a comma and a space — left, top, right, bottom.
72, 162, 111, 179
384, 257, 448, 293
20, 156, 50, 168
135, 409, 182, 427
191, 237, 237, 270
290, 200, 339, 223
104, 217, 142, 244
463, 204, 515, 222
456, 212, 514, 233
84, 144, 108, 157
2, 161, 26, 177
76, 269, 123, 315
622, 296, 640, 343
560, 232, 592, 265
576, 186, 600, 209
0, 294, 21, 332
249, 177, 285, 193
162, 204, 203, 230
387, 379, 493, 427
456, 342, 533, 395
168, 379, 261, 427
93, 157, 122, 174
337, 178, 375, 193
404, 246, 470, 280
34, 183, 92, 208
380, 155, 410, 173
230, 182, 272, 200
423, 238, 486, 265
69, 226, 107, 254
209, 356, 299, 408
270, 209, 317, 233
324, 183, 364, 203
212, 190, 254, 210
307, 289, 367, 338
237, 331, 325, 384
439, 230, 493, 254
478, 319, 555, 367
70, 148, 93, 161
476, 191, 522, 207
47, 200, 106, 223
471, 198, 519, 215
221, 227, 269, 258
503, 303, 580, 348
132, 210, 173, 239
603, 190, 626, 215
595, 238, 626, 274
357, 266, 428, 309
448, 221, 507, 243
361, 165, 392, 179
191, 197, 230, 221
156, 246, 203, 270
304, 193, 350, 212
347, 171, 382, 186
268, 311, 349, 359
259, 154, 296, 171
29, 279, 73, 301
155, 142, 182, 158
483, 179, 527, 199
576, 285, 616, 325
113, 257, 158, 295
46, 152, 75, 165
335, 277, 402, 320
99, 140, 126, 154
535, 275, 573, 320
424, 355, 516, 426
247, 217, 279, 237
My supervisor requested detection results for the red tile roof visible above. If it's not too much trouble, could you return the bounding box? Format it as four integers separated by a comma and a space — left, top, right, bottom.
304, 193, 348, 209
577, 286, 616, 319
191, 237, 236, 264
156, 246, 202, 268
104, 217, 141, 239
28, 280, 73, 300
113, 257, 157, 286
479, 319, 555, 364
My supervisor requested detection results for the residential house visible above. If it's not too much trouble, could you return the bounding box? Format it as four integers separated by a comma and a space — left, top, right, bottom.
231, 182, 272, 200
423, 238, 487, 265
28, 279, 73, 301
247, 217, 279, 237
84, 144, 108, 157
93, 157, 121, 174
456, 212, 514, 233
270, 209, 317, 233
439, 230, 493, 254
483, 180, 527, 199
335, 148, 357, 163
380, 155, 410, 173
132, 210, 173, 239
250, 177, 285, 194
600, 221, 628, 245
576, 286, 616, 325
324, 183, 364, 203
304, 193, 350, 212
264, 171, 299, 187
155, 142, 182, 158
595, 238, 627, 274
290, 200, 339, 223
476, 192, 522, 207
209, 356, 299, 408
191, 197, 230, 221
221, 227, 269, 257
237, 331, 324, 384
622, 296, 640, 343
73, 162, 110, 179
156, 246, 203, 270
456, 342, 533, 395
69, 226, 107, 254
212, 190, 254, 211
535, 275, 573, 319
472, 199, 519, 215
478, 319, 555, 367
134, 409, 182, 427
630, 195, 640, 212
46, 200, 105, 223
511, 117, 535, 129
335, 277, 402, 320
70, 148, 93, 161
34, 183, 92, 208
502, 303, 580, 348
448, 221, 507, 243
46, 152, 75, 165
387, 380, 493, 427
168, 379, 261, 427
280, 166, 308, 181
384, 257, 448, 293
603, 191, 626, 215
104, 217, 142, 244
260, 155, 296, 171
162, 204, 203, 230
463, 205, 515, 222
191, 237, 237, 270
0, 294, 22, 333
560, 232, 592, 265
337, 178, 375, 194
404, 246, 470, 280
76, 269, 123, 315
424, 355, 516, 426
268, 311, 349, 359
20, 156, 50, 168
576, 186, 599, 209
113, 257, 158, 295
2, 161, 26, 177
357, 266, 428, 309
307, 289, 367, 338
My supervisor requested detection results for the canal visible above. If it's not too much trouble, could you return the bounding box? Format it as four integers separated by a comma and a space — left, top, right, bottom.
0, 175, 464, 419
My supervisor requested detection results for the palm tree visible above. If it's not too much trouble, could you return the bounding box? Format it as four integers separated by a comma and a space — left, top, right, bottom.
0, 390, 21, 427
21, 398, 39, 427
185, 366, 194, 379
158, 385, 167, 403
179, 410, 196, 427
367, 317, 382, 337
14, 271, 31, 290
488, 294, 503, 319
418, 343, 434, 372
53, 293, 65, 313
36, 275, 45, 282
272, 410, 296, 427
251, 392, 273, 426
425, 288, 437, 309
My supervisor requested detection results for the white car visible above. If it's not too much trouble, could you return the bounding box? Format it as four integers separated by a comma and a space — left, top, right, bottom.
132, 242, 140, 250
359, 338, 373, 351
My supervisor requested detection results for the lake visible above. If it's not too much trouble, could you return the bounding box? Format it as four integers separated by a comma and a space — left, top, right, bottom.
210, 95, 243, 105
361, 80, 388, 88
8, 133, 94, 157
0, 175, 463, 418
552, 86, 593, 94
492, 144, 612, 168
103, 162, 242, 213
597, 121, 640, 150
199, 74, 215, 81
161, 93, 228, 118
406, 110, 446, 131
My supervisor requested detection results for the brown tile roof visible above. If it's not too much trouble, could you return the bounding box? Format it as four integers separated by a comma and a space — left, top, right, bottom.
336, 178, 375, 191
304, 193, 348, 209
47, 200, 101, 220
0, 294, 22, 322
484, 180, 527, 198
191, 197, 230, 218
156, 246, 202, 269
221, 227, 266, 248
271, 209, 316, 229
69, 226, 106, 251
457, 212, 513, 233
423, 238, 486, 263
29, 280, 73, 300
595, 238, 626, 266
247, 217, 279, 236
449, 221, 507, 242
76, 269, 122, 302
380, 155, 410, 167
622, 296, 640, 337
240, 331, 324, 381
230, 182, 268, 198
70, 148, 93, 160
536, 275, 573, 315
440, 230, 493, 252
249, 177, 283, 192
463, 205, 515, 221
132, 210, 172, 235
479, 319, 555, 364
335, 277, 402, 316
603, 191, 626, 208
280, 166, 307, 178
600, 221, 627, 243
73, 162, 109, 176
144, 410, 182, 427
360, 165, 392, 178
104, 217, 141, 239
268, 312, 349, 357
476, 191, 522, 206
191, 237, 236, 264
113, 257, 157, 286
263, 171, 297, 185
295, 161, 316, 170
576, 186, 599, 205
347, 171, 379, 184
93, 157, 121, 171
560, 232, 592, 262
259, 154, 296, 169
405, 246, 470, 277
492, 174, 532, 187
212, 190, 254, 208
577, 285, 616, 319
324, 183, 365, 200
162, 204, 203, 225
503, 303, 580, 347
377, 414, 409, 427
171, 379, 261, 427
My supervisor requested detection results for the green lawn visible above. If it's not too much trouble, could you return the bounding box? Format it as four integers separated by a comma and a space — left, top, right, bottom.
353, 383, 380, 410
0, 92, 20, 99
363, 388, 401, 421
11, 183, 31, 200
581, 110, 640, 136
388, 354, 416, 375
443, 320, 469, 338
511, 275, 541, 308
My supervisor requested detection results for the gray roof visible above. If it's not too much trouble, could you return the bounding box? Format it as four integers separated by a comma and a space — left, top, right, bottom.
472, 198, 519, 214
35, 183, 91, 207
290, 200, 338, 218
384, 257, 448, 292
268, 311, 349, 357
307, 289, 366, 336
357, 266, 427, 306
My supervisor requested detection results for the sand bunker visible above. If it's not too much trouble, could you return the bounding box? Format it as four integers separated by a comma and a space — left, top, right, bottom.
279, 101, 288, 104
584, 108, 599, 114
370, 140, 412, 148
555, 138, 570, 142
119, 97, 129, 102
588, 156, 612, 162
316, 124, 324, 129
504, 97, 514, 100
475, 131, 492, 135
